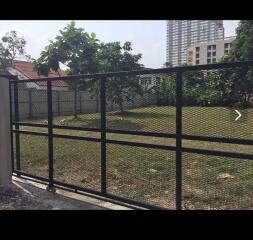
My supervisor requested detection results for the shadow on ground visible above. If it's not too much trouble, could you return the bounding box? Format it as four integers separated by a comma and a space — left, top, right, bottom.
63, 118, 144, 131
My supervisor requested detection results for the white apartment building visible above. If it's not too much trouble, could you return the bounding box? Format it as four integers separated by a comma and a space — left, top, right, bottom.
166, 20, 224, 66
186, 36, 235, 65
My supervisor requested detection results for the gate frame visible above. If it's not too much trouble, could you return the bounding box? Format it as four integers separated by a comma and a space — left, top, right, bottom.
7, 60, 253, 210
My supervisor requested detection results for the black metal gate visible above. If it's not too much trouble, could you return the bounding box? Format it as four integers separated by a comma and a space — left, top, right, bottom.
8, 61, 253, 210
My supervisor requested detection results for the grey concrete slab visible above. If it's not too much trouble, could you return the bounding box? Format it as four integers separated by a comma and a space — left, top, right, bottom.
7, 177, 132, 210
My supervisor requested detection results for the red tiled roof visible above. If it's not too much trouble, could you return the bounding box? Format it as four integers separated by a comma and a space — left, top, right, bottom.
12, 60, 69, 88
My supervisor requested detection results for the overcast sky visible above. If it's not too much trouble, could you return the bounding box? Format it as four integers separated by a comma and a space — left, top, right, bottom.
0, 20, 239, 69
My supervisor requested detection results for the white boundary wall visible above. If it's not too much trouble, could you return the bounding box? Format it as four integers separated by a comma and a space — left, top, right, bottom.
11, 88, 157, 120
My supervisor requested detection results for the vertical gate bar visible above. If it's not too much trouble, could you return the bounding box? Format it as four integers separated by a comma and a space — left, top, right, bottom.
74, 81, 77, 118
79, 91, 82, 114
175, 70, 182, 210
13, 81, 21, 172
100, 77, 107, 194
57, 91, 60, 116
9, 80, 14, 173
47, 80, 54, 190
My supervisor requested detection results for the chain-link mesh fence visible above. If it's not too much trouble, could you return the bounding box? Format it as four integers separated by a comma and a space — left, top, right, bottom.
52, 78, 101, 129
105, 73, 176, 134
8, 61, 253, 209
107, 144, 176, 209
182, 68, 253, 139
182, 153, 253, 210
19, 135, 48, 178
53, 138, 101, 191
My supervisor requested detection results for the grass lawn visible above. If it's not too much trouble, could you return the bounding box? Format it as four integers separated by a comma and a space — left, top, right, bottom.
15, 106, 253, 209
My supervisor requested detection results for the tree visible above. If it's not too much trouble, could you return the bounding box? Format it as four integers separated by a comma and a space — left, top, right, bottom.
96, 41, 144, 113
0, 31, 30, 70
150, 74, 176, 106
33, 21, 100, 118
228, 20, 253, 61
33, 21, 99, 76
34, 22, 144, 113
217, 20, 253, 107
163, 62, 172, 68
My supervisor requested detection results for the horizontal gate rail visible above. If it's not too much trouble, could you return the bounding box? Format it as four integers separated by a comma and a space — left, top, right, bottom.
12, 129, 253, 160
9, 60, 253, 84
12, 170, 165, 210
12, 123, 253, 145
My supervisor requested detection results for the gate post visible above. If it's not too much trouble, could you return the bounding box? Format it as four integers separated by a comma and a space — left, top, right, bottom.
175, 70, 183, 210
0, 75, 12, 187
46, 80, 55, 193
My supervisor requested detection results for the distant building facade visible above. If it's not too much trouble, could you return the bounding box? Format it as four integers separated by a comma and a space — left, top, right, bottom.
166, 20, 224, 66
187, 36, 235, 65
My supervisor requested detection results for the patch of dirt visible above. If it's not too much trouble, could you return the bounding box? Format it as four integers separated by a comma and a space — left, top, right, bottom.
217, 173, 234, 181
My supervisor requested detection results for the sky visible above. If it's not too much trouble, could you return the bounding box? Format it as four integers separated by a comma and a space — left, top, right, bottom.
0, 20, 239, 69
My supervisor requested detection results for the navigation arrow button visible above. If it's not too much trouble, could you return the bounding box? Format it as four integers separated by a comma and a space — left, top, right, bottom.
235, 109, 242, 121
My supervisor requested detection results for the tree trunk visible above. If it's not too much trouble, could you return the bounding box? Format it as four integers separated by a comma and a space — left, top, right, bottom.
118, 101, 124, 113
74, 82, 78, 119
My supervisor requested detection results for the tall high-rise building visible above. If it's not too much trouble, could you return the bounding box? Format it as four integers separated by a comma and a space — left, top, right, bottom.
166, 20, 224, 66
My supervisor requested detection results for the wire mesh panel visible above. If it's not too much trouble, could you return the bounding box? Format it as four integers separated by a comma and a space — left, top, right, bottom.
105, 73, 176, 134
182, 68, 253, 140
53, 138, 101, 191
30, 89, 49, 120
11, 81, 50, 123
16, 88, 30, 120
107, 144, 176, 209
182, 153, 253, 210
12, 134, 16, 171
52, 79, 100, 129
18, 134, 48, 178
183, 139, 253, 155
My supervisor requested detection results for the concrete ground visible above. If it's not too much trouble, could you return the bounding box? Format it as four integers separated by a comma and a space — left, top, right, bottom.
0, 176, 133, 210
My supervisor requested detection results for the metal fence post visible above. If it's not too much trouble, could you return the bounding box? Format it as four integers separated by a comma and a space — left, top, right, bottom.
13, 81, 21, 173
100, 77, 107, 194
176, 70, 182, 210
57, 91, 60, 116
79, 91, 82, 114
96, 91, 99, 113
47, 80, 55, 192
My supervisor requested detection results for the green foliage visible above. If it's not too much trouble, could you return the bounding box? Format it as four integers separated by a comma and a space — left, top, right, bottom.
163, 62, 172, 68
35, 22, 144, 112
150, 75, 176, 106
33, 21, 99, 76
228, 20, 253, 61
0, 31, 30, 70
95, 41, 144, 112
217, 20, 253, 107
33, 20, 253, 110
176, 20, 253, 108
